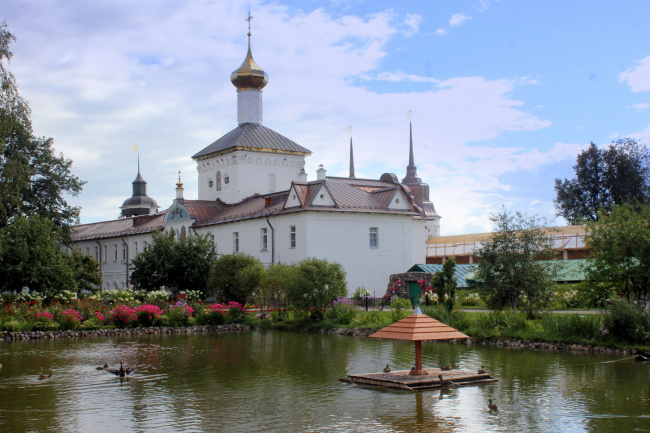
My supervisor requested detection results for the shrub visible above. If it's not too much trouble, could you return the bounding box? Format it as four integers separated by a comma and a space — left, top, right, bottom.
225, 302, 247, 323
107, 290, 137, 305
16, 291, 44, 305
110, 305, 137, 328
2, 319, 31, 332
391, 297, 413, 322
351, 287, 371, 303
53, 290, 78, 305
326, 297, 358, 324
80, 317, 104, 331
350, 311, 388, 328
58, 309, 84, 330
135, 304, 163, 327
195, 308, 226, 326
33, 312, 60, 331
166, 300, 194, 327
145, 289, 171, 305
603, 300, 650, 344
179, 290, 203, 303
541, 314, 601, 340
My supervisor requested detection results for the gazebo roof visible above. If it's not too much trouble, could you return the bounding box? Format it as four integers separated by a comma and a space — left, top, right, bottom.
369, 311, 469, 341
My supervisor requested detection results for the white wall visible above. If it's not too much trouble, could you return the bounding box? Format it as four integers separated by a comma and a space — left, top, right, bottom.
196, 150, 306, 203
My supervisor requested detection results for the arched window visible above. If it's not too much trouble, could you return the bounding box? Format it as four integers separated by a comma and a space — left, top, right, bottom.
181, 226, 186, 239
216, 171, 222, 191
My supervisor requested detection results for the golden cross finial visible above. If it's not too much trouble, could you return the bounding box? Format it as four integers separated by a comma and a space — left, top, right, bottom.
406, 109, 412, 120
178, 170, 181, 183
347, 125, 352, 135
247, 12, 253, 34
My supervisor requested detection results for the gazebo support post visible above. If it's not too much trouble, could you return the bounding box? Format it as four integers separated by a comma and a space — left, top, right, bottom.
410, 340, 428, 375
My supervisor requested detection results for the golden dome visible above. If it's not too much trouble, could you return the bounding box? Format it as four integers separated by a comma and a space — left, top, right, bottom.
230, 34, 268, 90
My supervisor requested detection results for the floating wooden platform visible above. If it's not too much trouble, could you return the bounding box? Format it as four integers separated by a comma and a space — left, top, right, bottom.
340, 368, 498, 391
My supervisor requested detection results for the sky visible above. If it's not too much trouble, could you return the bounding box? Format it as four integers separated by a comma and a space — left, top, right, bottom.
3, 0, 650, 235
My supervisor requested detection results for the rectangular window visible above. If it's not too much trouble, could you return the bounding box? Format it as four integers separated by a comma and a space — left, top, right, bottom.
261, 228, 268, 251
233, 232, 239, 253
268, 174, 276, 193
86, 247, 90, 256
369, 227, 379, 248
103, 245, 107, 263
134, 242, 138, 256
290, 225, 296, 249
122, 244, 127, 261
114, 244, 118, 262
95, 246, 99, 262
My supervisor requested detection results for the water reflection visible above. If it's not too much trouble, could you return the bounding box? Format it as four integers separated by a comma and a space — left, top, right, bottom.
0, 331, 649, 432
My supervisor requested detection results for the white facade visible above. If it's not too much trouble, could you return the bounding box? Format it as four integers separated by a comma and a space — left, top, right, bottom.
196, 150, 306, 203
237, 89, 263, 125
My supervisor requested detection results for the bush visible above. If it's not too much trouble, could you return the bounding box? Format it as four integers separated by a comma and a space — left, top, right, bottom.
52, 290, 78, 305
285, 257, 347, 319
135, 304, 163, 327
460, 292, 481, 307
179, 290, 203, 303
225, 303, 247, 324
110, 305, 137, 328
33, 312, 60, 331
166, 300, 194, 327
391, 297, 413, 322
80, 317, 104, 331
58, 309, 84, 330
350, 311, 389, 328
351, 287, 371, 303
195, 308, 226, 326
603, 300, 650, 344
209, 253, 263, 305
325, 297, 358, 324
541, 314, 601, 340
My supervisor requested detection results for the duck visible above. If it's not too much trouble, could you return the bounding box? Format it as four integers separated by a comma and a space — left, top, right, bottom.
488, 398, 498, 410
441, 363, 452, 371
96, 364, 109, 370
478, 365, 487, 374
383, 364, 391, 373
438, 374, 458, 388
105, 362, 134, 377
38, 374, 51, 380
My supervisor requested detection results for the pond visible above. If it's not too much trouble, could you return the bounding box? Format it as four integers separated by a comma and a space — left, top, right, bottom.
0, 330, 648, 432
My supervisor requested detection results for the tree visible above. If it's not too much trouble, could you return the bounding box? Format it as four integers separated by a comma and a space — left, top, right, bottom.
130, 230, 217, 294
554, 139, 650, 224
0, 215, 77, 296
0, 22, 84, 236
475, 207, 558, 318
431, 257, 457, 312
258, 263, 297, 311
285, 257, 347, 318
584, 204, 650, 310
208, 253, 263, 305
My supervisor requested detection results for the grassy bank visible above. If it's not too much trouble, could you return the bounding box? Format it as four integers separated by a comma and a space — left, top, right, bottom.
249, 308, 650, 352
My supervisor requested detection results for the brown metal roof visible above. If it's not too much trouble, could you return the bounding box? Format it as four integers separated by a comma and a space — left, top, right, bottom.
192, 123, 311, 159
71, 213, 165, 241
369, 313, 469, 341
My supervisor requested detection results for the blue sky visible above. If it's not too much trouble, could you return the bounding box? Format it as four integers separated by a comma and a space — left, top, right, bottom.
4, 0, 650, 234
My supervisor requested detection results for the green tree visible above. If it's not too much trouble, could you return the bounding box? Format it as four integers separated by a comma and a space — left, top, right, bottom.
584, 204, 650, 310
258, 263, 297, 311
431, 257, 457, 312
285, 257, 347, 318
69, 250, 101, 293
475, 207, 558, 318
554, 139, 650, 224
0, 215, 77, 296
0, 22, 84, 236
130, 230, 217, 295
208, 253, 263, 305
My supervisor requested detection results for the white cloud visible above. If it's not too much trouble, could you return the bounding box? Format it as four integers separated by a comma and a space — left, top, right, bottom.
435, 28, 448, 36
620, 56, 650, 92
3, 0, 562, 235
403, 13, 422, 36
627, 102, 650, 112
449, 13, 471, 27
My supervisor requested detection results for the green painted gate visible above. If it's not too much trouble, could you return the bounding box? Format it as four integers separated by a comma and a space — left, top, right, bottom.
408, 281, 420, 306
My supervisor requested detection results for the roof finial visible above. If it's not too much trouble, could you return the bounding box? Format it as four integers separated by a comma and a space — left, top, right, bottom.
177, 170, 183, 187
246, 11, 253, 37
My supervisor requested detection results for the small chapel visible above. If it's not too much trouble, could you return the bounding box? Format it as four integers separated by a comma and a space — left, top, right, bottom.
70, 24, 441, 294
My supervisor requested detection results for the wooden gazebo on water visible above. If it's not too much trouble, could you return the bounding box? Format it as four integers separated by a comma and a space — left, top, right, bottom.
340, 309, 498, 391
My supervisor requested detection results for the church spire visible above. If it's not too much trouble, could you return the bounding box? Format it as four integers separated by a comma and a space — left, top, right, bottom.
231, 12, 268, 125
404, 121, 419, 181
349, 137, 355, 178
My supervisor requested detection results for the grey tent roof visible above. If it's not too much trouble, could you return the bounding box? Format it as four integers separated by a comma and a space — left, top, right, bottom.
192, 123, 311, 159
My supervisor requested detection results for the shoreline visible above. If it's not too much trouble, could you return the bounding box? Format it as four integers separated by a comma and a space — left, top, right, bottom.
2, 324, 646, 357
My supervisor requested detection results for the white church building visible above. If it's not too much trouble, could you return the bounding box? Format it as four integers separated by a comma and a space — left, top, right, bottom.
70, 30, 441, 295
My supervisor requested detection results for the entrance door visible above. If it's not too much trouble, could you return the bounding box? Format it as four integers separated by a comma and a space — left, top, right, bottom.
408, 282, 420, 306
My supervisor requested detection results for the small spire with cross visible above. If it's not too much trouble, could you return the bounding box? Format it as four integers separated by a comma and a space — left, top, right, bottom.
247, 11, 253, 36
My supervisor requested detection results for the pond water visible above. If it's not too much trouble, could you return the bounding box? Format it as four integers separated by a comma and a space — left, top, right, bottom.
0, 330, 649, 432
